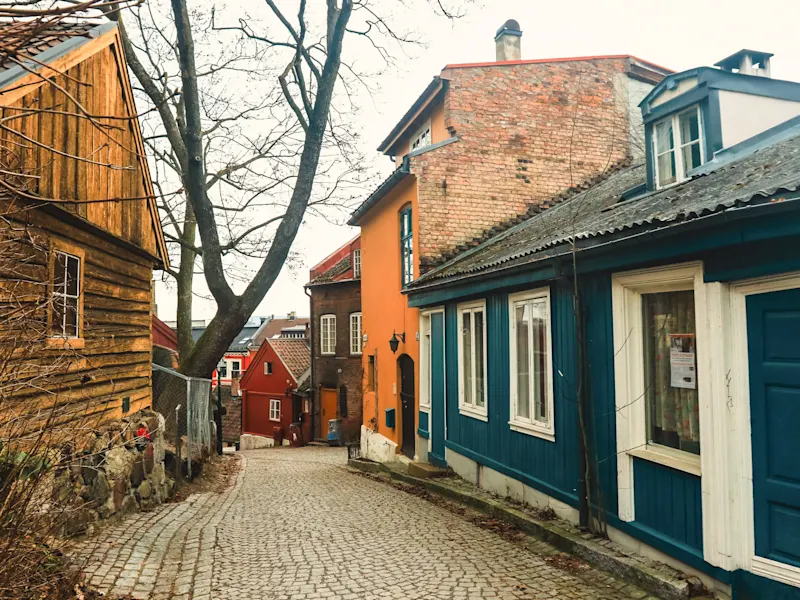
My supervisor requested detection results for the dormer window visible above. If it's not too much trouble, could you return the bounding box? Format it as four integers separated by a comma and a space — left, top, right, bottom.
410, 119, 432, 152
653, 105, 705, 189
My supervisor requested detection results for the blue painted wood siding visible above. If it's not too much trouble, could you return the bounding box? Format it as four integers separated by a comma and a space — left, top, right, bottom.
443, 286, 579, 506
417, 411, 429, 438
633, 458, 703, 552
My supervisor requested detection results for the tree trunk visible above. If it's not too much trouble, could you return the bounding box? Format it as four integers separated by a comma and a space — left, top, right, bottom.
176, 203, 196, 359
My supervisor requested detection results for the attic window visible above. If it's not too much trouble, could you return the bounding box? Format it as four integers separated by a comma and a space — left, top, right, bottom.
652, 105, 705, 189
411, 119, 432, 152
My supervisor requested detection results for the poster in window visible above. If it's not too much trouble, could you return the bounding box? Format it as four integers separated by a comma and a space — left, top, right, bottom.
669, 333, 696, 389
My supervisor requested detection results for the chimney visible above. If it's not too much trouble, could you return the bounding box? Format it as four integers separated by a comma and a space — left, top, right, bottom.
288, 311, 296, 321
715, 49, 773, 78
495, 19, 522, 62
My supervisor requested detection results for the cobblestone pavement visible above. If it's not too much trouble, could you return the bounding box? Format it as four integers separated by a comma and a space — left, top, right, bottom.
73, 447, 659, 599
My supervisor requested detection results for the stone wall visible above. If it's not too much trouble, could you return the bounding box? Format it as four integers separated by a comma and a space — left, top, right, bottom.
53, 408, 176, 536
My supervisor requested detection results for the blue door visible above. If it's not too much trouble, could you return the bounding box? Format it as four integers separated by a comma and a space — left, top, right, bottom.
747, 288, 800, 568
430, 312, 447, 467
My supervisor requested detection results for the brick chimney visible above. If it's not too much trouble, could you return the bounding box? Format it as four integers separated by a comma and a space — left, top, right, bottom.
495, 19, 522, 62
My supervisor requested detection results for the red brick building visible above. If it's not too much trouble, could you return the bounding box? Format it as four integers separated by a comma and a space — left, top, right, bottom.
239, 337, 311, 445
305, 236, 362, 442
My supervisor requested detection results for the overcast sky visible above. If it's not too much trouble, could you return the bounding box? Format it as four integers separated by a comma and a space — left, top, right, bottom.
153, 0, 800, 323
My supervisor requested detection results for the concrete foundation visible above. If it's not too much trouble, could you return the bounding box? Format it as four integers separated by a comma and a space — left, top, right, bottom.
240, 433, 275, 450
360, 426, 397, 463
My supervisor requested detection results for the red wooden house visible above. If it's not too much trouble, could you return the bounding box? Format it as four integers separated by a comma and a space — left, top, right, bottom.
240, 337, 311, 445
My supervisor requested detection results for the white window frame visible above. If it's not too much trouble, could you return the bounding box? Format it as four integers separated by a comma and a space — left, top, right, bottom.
508, 288, 555, 441
52, 250, 82, 339
264, 361, 273, 375
320, 314, 336, 355
612, 262, 711, 523
353, 248, 361, 279
652, 104, 705, 189
410, 118, 432, 152
457, 299, 488, 421
229, 359, 242, 379
349, 312, 362, 355
269, 398, 281, 422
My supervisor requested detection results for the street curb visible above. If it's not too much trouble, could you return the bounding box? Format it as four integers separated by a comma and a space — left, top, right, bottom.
348, 458, 700, 600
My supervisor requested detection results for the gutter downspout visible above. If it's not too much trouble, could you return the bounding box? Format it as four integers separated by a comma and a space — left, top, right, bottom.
305, 286, 316, 441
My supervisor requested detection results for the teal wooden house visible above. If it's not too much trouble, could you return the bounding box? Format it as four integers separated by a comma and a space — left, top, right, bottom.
406, 49, 800, 599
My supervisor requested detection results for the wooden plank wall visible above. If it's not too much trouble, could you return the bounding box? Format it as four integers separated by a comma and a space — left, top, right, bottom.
0, 208, 153, 430
0, 44, 156, 257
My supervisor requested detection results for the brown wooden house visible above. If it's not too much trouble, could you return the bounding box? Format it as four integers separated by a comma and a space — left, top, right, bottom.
0, 20, 168, 429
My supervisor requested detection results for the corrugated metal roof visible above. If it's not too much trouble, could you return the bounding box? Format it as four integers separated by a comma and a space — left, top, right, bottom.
411, 127, 800, 289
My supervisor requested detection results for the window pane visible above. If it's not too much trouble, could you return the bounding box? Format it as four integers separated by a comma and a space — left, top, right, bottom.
475, 310, 485, 408
655, 120, 674, 154
681, 142, 703, 172
641, 290, 700, 455
515, 303, 530, 419
65, 296, 79, 338
657, 151, 676, 187
66, 255, 79, 296
531, 299, 548, 422
462, 311, 473, 405
53, 295, 65, 337
54, 252, 67, 290
679, 109, 700, 145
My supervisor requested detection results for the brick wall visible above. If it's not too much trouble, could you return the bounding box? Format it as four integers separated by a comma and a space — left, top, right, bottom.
309, 279, 363, 442
413, 58, 650, 268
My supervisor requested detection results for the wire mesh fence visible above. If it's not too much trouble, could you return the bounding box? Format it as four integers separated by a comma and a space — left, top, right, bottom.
152, 363, 213, 478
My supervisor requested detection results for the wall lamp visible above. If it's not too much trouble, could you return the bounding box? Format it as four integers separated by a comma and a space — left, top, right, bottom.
389, 331, 405, 354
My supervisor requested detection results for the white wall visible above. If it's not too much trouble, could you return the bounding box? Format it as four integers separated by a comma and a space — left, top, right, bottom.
718, 90, 800, 148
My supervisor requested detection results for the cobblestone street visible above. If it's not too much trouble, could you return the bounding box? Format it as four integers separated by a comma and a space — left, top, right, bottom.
74, 447, 658, 599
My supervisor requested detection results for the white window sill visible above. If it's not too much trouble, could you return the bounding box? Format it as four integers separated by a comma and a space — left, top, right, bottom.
459, 405, 488, 422
269, 417, 281, 423
320, 351, 335, 356
418, 406, 430, 413
509, 420, 555, 442
627, 445, 701, 477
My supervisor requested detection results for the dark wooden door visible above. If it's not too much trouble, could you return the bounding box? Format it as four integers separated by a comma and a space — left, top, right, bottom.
399, 354, 416, 459
747, 288, 800, 569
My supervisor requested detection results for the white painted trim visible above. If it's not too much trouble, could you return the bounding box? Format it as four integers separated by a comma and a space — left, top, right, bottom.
508, 287, 555, 442
456, 299, 488, 421
653, 104, 705, 189
752, 557, 800, 589
612, 262, 706, 526
269, 398, 281, 422
627, 446, 701, 477
728, 271, 800, 581
320, 314, 336, 355
420, 307, 446, 457
410, 118, 432, 152
349, 312, 362, 355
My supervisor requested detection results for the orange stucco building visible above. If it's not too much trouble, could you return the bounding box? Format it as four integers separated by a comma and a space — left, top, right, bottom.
349, 20, 668, 463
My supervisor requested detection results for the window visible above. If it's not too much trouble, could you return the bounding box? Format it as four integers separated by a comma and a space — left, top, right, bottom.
400, 206, 413, 286
641, 290, 700, 455
410, 119, 432, 151
419, 313, 432, 410
321, 314, 336, 355
269, 398, 281, 422
230, 360, 241, 379
51, 249, 82, 339
264, 361, 273, 375
368, 355, 376, 392
219, 364, 227, 378
350, 312, 362, 355
612, 263, 705, 484
353, 248, 361, 279
509, 289, 554, 440
457, 300, 487, 420
652, 105, 705, 189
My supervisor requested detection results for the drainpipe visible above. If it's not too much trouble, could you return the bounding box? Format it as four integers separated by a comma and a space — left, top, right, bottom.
305, 286, 316, 441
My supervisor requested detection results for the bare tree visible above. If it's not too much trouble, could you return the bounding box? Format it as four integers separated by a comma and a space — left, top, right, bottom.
113, 0, 472, 378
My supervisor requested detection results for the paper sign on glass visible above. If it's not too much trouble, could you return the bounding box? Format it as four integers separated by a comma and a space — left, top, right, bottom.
669, 333, 696, 389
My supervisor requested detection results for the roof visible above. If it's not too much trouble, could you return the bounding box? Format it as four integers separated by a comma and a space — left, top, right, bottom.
444, 54, 673, 75
410, 121, 800, 291
269, 338, 311, 382
152, 315, 178, 351
714, 49, 773, 70
189, 319, 267, 352
377, 77, 443, 154
0, 20, 104, 86
307, 235, 360, 286
252, 316, 310, 345
348, 157, 411, 226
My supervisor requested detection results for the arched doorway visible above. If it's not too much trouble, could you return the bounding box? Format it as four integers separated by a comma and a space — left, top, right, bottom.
398, 354, 415, 459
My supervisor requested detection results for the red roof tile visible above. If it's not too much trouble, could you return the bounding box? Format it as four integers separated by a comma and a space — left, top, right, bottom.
269, 338, 311, 382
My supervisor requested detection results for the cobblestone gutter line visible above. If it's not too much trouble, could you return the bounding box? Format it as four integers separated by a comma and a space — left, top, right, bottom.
348, 459, 710, 600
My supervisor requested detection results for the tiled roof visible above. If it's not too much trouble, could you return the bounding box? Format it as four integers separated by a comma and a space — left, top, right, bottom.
410, 122, 800, 290
0, 20, 98, 73
253, 317, 309, 344
270, 338, 311, 382
307, 255, 351, 285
